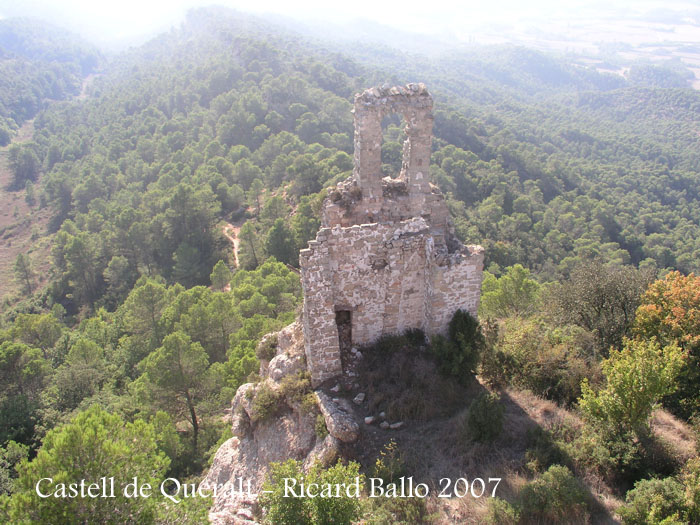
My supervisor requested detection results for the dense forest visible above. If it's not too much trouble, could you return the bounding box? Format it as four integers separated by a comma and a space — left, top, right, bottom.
1, 7, 700, 524
0, 18, 100, 145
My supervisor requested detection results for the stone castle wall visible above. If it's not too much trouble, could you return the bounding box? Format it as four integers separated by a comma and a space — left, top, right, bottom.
300, 83, 484, 386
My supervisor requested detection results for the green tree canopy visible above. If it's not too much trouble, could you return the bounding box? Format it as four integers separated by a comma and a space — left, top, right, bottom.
578, 338, 683, 435
5, 405, 168, 524
265, 219, 298, 267
13, 254, 35, 295
479, 264, 540, 318
547, 261, 653, 356
210, 260, 232, 291
8, 144, 40, 188
137, 332, 210, 453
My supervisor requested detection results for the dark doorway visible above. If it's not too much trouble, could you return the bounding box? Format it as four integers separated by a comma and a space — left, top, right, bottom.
335, 310, 352, 372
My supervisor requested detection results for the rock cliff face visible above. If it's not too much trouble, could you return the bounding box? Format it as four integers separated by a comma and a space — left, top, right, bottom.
206, 322, 354, 524
205, 84, 484, 523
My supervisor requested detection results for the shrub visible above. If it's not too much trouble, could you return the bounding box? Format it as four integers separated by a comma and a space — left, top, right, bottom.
372, 440, 405, 484
487, 498, 520, 525
633, 271, 700, 418
309, 461, 363, 525
579, 338, 684, 435
259, 459, 363, 525
566, 426, 651, 487
431, 310, 484, 385
256, 334, 278, 361
250, 383, 284, 423
155, 495, 210, 524
681, 458, 700, 524
450, 309, 484, 371
520, 335, 594, 405
609, 460, 700, 524
279, 371, 313, 405
525, 426, 566, 474
364, 495, 433, 524
372, 334, 410, 354
691, 415, 700, 450
300, 394, 317, 414
617, 477, 686, 525
404, 328, 426, 347
466, 392, 504, 443
518, 465, 588, 523
259, 459, 310, 525
315, 414, 328, 439
449, 309, 482, 346
480, 317, 597, 405
479, 344, 516, 389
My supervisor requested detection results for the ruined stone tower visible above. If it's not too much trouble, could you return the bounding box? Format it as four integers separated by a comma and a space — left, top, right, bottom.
300, 84, 484, 386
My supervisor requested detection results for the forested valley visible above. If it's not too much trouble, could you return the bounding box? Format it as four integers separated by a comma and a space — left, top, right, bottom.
2, 7, 700, 523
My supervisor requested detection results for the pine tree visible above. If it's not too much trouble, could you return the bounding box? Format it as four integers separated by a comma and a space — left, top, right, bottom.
13, 253, 35, 295
210, 260, 232, 291
265, 218, 298, 266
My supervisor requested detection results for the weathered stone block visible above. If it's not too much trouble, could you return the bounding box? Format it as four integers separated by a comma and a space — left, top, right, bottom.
316, 391, 359, 443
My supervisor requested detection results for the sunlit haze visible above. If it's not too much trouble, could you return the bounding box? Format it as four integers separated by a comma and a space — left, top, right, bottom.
2, 0, 700, 52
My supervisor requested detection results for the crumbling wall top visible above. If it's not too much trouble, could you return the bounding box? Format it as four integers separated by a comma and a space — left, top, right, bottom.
351, 83, 434, 217
354, 83, 433, 112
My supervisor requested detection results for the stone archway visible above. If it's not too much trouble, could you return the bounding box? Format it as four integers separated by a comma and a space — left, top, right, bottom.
352, 84, 434, 209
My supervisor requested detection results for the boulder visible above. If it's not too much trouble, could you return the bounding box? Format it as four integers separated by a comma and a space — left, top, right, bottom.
232, 383, 257, 421
268, 352, 304, 382
316, 391, 359, 443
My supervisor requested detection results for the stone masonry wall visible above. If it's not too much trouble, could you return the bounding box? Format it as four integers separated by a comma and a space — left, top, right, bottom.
300, 83, 484, 386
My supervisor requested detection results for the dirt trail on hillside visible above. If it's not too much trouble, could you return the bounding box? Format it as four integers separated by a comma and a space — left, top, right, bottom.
222, 221, 241, 268
77, 73, 99, 100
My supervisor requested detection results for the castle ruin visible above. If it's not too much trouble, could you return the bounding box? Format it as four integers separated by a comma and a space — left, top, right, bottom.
300, 83, 484, 386
206, 84, 485, 522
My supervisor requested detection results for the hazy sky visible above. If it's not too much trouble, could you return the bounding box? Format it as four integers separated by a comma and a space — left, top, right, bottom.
0, 0, 697, 48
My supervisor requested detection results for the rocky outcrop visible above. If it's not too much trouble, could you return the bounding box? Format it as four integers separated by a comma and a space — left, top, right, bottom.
268, 351, 304, 381
205, 321, 348, 524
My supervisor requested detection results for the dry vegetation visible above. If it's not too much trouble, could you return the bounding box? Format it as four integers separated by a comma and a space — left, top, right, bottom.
0, 120, 52, 303
652, 408, 697, 464
332, 336, 699, 524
